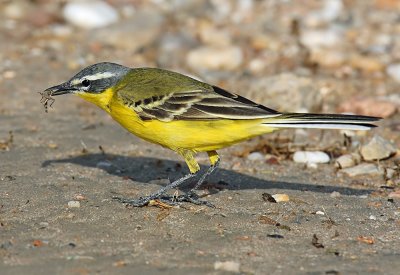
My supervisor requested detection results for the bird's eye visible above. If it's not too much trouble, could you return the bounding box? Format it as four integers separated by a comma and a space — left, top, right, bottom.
81, 79, 91, 87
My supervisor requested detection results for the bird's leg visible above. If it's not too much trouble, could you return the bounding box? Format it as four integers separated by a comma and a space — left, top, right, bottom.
113, 172, 197, 207
192, 151, 220, 191
175, 151, 220, 207
114, 150, 201, 207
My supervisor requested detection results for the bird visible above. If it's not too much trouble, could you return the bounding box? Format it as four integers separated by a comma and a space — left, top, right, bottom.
41, 62, 380, 207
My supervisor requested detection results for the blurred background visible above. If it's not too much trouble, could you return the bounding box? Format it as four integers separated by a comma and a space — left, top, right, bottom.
0, 0, 399, 117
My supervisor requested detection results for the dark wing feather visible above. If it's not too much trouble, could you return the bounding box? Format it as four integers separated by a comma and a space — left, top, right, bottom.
116, 68, 280, 121
140, 86, 280, 121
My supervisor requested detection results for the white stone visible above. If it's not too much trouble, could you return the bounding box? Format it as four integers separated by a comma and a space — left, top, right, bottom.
247, 152, 264, 161
51, 24, 73, 37
63, 1, 119, 29
361, 135, 397, 161
68, 201, 80, 208
387, 63, 400, 82
330, 191, 341, 198
249, 58, 267, 73
214, 261, 240, 273
316, 211, 325, 215
305, 0, 343, 27
187, 46, 243, 71
301, 29, 342, 49
386, 168, 396, 179
4, 2, 28, 19
307, 163, 318, 169
293, 151, 330, 164
369, 215, 376, 220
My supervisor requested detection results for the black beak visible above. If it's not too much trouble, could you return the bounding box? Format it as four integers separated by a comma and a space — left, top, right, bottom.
43, 82, 75, 96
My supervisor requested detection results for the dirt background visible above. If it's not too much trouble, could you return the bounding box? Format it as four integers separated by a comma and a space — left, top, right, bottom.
1, 1, 400, 274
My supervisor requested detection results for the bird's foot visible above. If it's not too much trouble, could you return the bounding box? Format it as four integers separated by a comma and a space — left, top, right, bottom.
113, 192, 214, 208
112, 195, 191, 207
112, 196, 155, 207
173, 192, 215, 208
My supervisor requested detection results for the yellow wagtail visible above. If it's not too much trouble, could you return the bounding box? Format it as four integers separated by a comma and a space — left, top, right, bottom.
41, 62, 380, 207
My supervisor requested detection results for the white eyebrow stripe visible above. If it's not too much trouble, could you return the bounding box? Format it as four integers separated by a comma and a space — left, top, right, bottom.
83, 72, 116, 81
70, 72, 116, 85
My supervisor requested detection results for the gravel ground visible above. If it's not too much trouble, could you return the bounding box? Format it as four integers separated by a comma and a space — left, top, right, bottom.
1, 1, 399, 274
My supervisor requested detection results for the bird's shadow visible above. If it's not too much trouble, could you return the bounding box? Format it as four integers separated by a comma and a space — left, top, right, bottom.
42, 153, 372, 196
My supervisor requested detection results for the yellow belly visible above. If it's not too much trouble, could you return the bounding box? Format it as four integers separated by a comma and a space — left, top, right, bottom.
111, 101, 274, 152
77, 90, 275, 152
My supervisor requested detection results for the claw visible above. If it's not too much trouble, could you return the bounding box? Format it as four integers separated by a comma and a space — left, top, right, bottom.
174, 192, 215, 208
112, 196, 150, 207
112, 193, 215, 208
111, 169, 218, 208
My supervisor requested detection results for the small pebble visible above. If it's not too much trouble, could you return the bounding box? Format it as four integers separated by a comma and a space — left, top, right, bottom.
369, 215, 377, 220
39, 222, 49, 228
335, 154, 357, 169
51, 25, 73, 37
350, 54, 384, 73
47, 143, 58, 149
386, 63, 400, 82
63, 1, 119, 29
300, 29, 342, 49
386, 168, 396, 179
4, 2, 28, 19
32, 240, 44, 247
340, 163, 384, 177
316, 211, 325, 215
293, 151, 330, 164
74, 194, 86, 200
214, 261, 240, 273
388, 190, 400, 199
310, 49, 346, 68
247, 152, 264, 161
271, 194, 290, 202
68, 201, 80, 208
307, 163, 318, 169
3, 71, 16, 79
305, 0, 343, 27
330, 191, 341, 198
361, 135, 397, 161
249, 58, 268, 73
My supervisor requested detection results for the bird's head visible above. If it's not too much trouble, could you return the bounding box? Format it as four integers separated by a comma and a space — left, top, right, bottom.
44, 62, 130, 96
40, 62, 131, 112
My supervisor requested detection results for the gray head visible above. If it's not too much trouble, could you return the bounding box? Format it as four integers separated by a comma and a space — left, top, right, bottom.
44, 62, 130, 96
